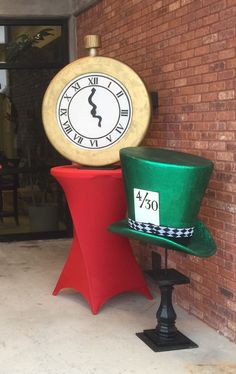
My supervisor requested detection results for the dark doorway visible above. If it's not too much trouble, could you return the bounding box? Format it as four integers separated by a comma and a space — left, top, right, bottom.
0, 18, 72, 241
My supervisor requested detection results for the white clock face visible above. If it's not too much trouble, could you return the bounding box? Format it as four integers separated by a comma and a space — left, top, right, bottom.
57, 73, 132, 150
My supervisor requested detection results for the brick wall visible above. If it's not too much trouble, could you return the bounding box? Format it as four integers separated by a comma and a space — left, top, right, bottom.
76, 0, 236, 342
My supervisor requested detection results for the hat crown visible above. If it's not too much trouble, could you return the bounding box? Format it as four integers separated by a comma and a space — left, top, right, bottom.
121, 147, 212, 168
120, 147, 213, 229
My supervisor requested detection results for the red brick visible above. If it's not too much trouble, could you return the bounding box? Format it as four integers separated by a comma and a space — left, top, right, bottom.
181, 0, 194, 5
189, 37, 203, 49
218, 69, 235, 80
175, 60, 188, 70
227, 143, 236, 151
181, 31, 195, 43
219, 27, 235, 41
175, 24, 189, 35
194, 102, 210, 111
210, 101, 227, 111
228, 36, 236, 48
188, 94, 202, 103
194, 83, 209, 93
218, 90, 235, 100
209, 61, 226, 72
219, 48, 235, 60
169, 0, 180, 12
202, 72, 218, 82
209, 142, 226, 151
227, 58, 236, 69
202, 52, 219, 63
203, 12, 219, 25
210, 40, 227, 52
216, 210, 234, 223
175, 78, 187, 87
228, 321, 236, 334
211, 17, 235, 33
191, 290, 203, 302
203, 33, 218, 44
216, 190, 233, 203
201, 132, 217, 140
225, 183, 236, 193
209, 217, 225, 229
220, 6, 236, 20
181, 49, 195, 59
162, 63, 175, 72
195, 64, 209, 74
216, 152, 234, 161
225, 222, 236, 235
187, 75, 202, 85
188, 56, 202, 66
195, 26, 210, 39
202, 92, 218, 101
210, 0, 227, 13
209, 81, 226, 91
203, 0, 221, 6
178, 85, 195, 95
226, 121, 236, 130
217, 111, 235, 121
195, 45, 210, 56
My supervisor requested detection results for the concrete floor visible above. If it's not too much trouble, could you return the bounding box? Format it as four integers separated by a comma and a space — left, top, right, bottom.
0, 238, 236, 374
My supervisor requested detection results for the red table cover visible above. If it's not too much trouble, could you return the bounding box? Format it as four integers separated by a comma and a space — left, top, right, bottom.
51, 165, 152, 314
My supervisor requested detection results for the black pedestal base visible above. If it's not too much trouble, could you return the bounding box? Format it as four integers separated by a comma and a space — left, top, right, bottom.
136, 329, 198, 352
137, 267, 198, 352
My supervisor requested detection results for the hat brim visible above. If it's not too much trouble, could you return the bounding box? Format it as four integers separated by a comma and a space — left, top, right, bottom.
109, 219, 216, 257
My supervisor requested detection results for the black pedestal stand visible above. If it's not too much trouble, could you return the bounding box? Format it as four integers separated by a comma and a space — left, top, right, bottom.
136, 249, 198, 352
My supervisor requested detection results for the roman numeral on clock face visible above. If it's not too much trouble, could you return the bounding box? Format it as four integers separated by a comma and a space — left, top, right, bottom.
60, 108, 67, 116
115, 123, 124, 134
72, 82, 80, 91
62, 121, 73, 134
106, 134, 112, 142
88, 77, 98, 85
73, 134, 84, 144
90, 139, 98, 147
63, 94, 71, 102
116, 91, 124, 98
121, 110, 129, 116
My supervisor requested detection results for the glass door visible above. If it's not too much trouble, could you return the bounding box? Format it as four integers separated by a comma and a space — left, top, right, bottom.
0, 18, 72, 241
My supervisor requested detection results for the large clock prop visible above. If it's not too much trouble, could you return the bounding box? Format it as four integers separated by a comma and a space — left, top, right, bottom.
42, 35, 151, 166
42, 36, 153, 313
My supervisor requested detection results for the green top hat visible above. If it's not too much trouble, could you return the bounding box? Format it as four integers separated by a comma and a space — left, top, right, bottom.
109, 147, 216, 257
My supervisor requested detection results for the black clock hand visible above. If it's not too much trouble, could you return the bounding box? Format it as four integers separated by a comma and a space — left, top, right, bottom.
88, 88, 102, 127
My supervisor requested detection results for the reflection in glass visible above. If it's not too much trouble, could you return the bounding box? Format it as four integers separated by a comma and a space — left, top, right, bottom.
0, 20, 70, 240
0, 24, 66, 68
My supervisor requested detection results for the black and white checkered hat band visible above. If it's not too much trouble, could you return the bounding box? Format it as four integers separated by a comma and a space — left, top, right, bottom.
128, 218, 194, 238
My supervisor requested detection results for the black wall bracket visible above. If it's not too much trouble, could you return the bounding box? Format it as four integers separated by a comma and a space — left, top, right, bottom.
150, 91, 158, 113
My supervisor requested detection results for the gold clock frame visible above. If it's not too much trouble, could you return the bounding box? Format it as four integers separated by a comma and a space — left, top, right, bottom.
42, 56, 151, 166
